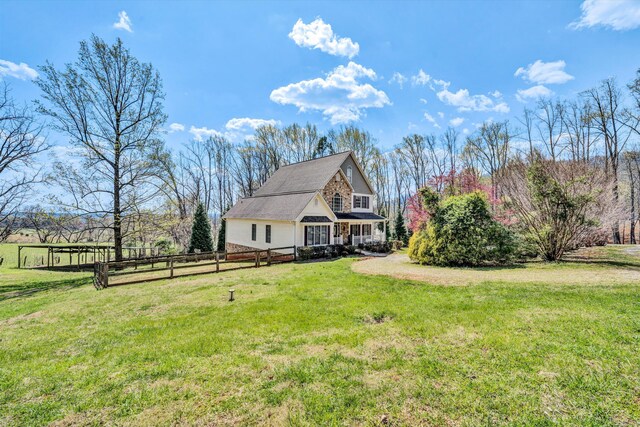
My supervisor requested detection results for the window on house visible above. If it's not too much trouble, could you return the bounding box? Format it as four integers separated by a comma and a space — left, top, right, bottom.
361, 196, 370, 209
332, 193, 343, 212
353, 195, 370, 209
265, 225, 271, 244
305, 225, 329, 246
346, 166, 353, 183
363, 224, 372, 236
251, 224, 256, 241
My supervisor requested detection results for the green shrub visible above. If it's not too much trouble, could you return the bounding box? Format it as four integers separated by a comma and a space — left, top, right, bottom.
408, 189, 516, 266
154, 238, 178, 255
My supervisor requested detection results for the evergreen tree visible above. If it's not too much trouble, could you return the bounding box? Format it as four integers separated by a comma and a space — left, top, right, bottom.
188, 202, 214, 253
394, 209, 407, 244
216, 208, 228, 252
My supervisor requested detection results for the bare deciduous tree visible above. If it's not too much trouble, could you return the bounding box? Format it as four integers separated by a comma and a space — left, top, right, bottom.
36, 35, 166, 261
0, 83, 48, 241
583, 78, 632, 244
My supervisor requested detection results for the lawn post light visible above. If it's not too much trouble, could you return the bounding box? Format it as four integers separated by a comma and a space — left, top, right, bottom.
229, 289, 235, 302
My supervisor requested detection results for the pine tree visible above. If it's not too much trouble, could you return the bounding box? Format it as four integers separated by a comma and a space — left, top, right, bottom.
188, 202, 214, 253
394, 209, 407, 244
216, 210, 227, 252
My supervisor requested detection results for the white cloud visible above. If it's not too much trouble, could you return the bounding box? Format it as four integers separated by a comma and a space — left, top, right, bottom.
424, 112, 441, 128
490, 90, 502, 98
437, 112, 445, 119
437, 87, 510, 113
270, 61, 391, 124
0, 59, 38, 80
113, 11, 133, 32
516, 85, 554, 102
570, 0, 640, 30
389, 72, 407, 88
462, 128, 470, 135
411, 69, 431, 86
225, 118, 280, 131
189, 126, 223, 142
419, 98, 428, 104
515, 60, 574, 85
289, 18, 359, 58
449, 117, 465, 127
168, 122, 185, 133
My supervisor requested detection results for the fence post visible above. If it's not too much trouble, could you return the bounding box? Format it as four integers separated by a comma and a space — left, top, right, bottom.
103, 263, 109, 288
255, 250, 259, 268
170, 260, 174, 278
216, 252, 220, 272
267, 249, 272, 266
17, 246, 21, 269
293, 245, 297, 261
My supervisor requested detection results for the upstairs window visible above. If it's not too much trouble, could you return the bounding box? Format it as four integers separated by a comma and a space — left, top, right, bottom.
353, 195, 370, 209
346, 166, 353, 183
361, 196, 370, 209
251, 224, 256, 241
332, 193, 343, 212
265, 225, 271, 244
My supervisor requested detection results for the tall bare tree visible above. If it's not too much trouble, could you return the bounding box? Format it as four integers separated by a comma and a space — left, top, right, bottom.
583, 78, 631, 244
0, 83, 48, 241
36, 35, 166, 261
464, 121, 512, 201
328, 125, 380, 173
397, 134, 430, 190
535, 98, 566, 161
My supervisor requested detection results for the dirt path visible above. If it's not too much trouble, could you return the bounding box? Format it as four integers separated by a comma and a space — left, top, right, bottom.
351, 251, 640, 286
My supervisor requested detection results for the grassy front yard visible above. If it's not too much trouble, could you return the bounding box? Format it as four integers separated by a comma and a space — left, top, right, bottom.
0, 245, 639, 425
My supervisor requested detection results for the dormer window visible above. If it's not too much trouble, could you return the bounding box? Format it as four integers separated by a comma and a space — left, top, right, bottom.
332, 193, 343, 212
346, 166, 353, 183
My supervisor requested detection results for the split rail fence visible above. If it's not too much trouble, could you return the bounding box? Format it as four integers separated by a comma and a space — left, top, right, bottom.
93, 246, 296, 289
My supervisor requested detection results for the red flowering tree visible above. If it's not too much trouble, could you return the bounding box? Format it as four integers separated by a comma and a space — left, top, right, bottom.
407, 168, 516, 231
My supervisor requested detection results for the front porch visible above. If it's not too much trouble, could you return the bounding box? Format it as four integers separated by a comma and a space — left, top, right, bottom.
332, 221, 386, 245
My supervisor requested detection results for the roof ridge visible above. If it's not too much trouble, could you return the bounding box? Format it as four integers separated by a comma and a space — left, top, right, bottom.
278, 151, 352, 169
244, 190, 317, 199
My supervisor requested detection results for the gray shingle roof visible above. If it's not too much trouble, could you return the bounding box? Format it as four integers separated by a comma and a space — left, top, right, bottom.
223, 192, 317, 221
300, 216, 332, 223
253, 151, 352, 197
335, 212, 386, 221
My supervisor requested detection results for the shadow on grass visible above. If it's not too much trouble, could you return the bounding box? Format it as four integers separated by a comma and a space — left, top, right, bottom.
561, 258, 640, 270
406, 261, 528, 271
0, 276, 91, 301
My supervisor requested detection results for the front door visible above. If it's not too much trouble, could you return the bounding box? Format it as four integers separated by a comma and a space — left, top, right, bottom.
350, 224, 360, 244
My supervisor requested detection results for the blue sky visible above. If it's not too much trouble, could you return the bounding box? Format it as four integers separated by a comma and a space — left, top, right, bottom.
1, 0, 640, 152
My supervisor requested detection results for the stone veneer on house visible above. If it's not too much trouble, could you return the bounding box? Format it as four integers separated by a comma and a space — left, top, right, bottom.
321, 173, 352, 213
225, 242, 260, 253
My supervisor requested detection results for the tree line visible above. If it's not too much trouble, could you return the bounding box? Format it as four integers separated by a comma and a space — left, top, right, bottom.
1, 35, 639, 261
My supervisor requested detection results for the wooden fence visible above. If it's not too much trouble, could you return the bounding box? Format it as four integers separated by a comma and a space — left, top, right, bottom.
93, 246, 296, 289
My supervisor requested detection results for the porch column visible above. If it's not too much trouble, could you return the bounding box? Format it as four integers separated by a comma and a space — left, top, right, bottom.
383, 221, 386, 242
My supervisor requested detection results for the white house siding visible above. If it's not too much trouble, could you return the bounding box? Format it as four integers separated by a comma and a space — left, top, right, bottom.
295, 194, 336, 246
226, 218, 295, 251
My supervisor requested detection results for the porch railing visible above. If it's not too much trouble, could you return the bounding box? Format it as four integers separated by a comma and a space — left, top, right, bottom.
350, 233, 384, 245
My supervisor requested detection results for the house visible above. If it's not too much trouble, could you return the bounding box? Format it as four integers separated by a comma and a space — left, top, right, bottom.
223, 151, 386, 252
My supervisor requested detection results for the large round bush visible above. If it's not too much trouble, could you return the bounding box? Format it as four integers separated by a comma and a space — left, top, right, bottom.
408, 190, 515, 266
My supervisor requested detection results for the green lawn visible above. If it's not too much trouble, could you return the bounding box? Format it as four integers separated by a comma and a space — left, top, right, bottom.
0, 245, 639, 426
